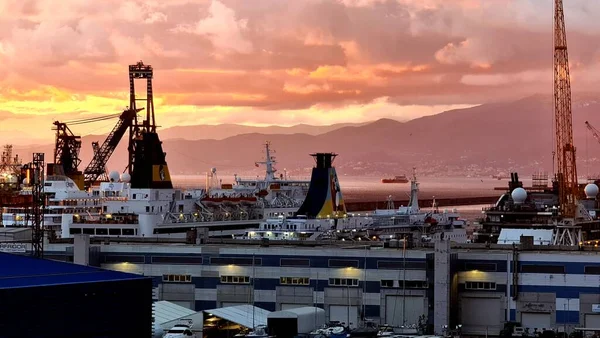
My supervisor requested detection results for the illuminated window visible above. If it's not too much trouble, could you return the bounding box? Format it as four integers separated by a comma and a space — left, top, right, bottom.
280, 277, 309, 285
220, 275, 250, 284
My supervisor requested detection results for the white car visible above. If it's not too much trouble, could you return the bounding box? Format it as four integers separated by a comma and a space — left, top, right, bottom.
163, 324, 195, 338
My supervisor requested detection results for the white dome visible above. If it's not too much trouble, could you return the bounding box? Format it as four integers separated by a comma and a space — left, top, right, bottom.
22, 178, 29, 185
108, 171, 120, 182
121, 173, 131, 183
511, 187, 527, 204
585, 183, 599, 198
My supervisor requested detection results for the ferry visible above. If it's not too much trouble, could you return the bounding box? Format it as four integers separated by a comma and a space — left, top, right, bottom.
371, 169, 468, 243
381, 175, 409, 184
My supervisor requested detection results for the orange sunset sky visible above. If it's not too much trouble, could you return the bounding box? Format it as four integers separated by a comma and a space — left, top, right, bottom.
1, 0, 600, 144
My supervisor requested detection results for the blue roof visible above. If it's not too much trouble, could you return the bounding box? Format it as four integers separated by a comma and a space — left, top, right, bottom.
0, 252, 148, 289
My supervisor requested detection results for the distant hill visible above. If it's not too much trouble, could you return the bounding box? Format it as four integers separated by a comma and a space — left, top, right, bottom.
11, 94, 600, 177
157, 122, 368, 141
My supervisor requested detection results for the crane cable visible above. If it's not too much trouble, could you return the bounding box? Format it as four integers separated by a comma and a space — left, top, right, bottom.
63, 112, 123, 126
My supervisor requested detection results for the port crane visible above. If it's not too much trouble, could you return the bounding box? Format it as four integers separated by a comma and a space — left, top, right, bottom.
51, 109, 141, 190
585, 121, 600, 145
82, 108, 141, 187
51, 60, 171, 190
51, 121, 83, 189
552, 0, 585, 245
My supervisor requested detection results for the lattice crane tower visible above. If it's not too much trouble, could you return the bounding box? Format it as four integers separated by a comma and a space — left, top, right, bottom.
553, 0, 578, 219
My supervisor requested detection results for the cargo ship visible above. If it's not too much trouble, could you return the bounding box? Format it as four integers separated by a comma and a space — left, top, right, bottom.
381, 175, 409, 184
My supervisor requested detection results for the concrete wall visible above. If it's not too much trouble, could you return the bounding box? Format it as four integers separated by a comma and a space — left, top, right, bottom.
159, 283, 196, 310
276, 286, 314, 310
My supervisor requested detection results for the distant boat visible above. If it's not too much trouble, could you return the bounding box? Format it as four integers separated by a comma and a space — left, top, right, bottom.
381, 175, 409, 184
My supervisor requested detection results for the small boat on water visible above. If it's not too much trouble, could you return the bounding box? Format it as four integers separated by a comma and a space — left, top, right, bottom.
381, 175, 409, 183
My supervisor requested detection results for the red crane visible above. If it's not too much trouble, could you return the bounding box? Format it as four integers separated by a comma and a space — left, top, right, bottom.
585, 121, 600, 144
553, 0, 578, 219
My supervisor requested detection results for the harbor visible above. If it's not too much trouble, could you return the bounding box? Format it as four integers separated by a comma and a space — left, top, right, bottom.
3, 0, 600, 337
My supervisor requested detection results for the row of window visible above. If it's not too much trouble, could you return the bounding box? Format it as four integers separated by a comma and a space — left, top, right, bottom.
329, 278, 359, 286
108, 255, 600, 275
221, 275, 250, 284
163, 274, 192, 283
465, 281, 497, 290
464, 262, 600, 275
161, 275, 493, 291
280, 277, 310, 285
103, 255, 427, 269
381, 280, 429, 288
73, 228, 137, 236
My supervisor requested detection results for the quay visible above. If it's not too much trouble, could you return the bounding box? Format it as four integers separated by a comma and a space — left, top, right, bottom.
345, 195, 498, 212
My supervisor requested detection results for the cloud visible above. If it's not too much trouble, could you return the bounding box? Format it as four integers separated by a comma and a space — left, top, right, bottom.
0, 0, 600, 143
172, 0, 253, 54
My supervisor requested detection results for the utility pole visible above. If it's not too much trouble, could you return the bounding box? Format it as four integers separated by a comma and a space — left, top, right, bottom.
31, 153, 45, 258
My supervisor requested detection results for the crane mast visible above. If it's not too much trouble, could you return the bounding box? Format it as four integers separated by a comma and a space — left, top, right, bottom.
553, 0, 578, 219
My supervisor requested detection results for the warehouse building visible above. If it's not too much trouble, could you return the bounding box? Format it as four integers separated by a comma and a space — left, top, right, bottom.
42, 237, 600, 336
0, 252, 152, 337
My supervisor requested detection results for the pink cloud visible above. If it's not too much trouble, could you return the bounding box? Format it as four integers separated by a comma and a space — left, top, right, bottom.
0, 0, 598, 141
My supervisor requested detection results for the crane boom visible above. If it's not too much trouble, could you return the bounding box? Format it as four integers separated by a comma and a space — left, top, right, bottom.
585, 121, 600, 145
553, 0, 578, 219
83, 108, 141, 187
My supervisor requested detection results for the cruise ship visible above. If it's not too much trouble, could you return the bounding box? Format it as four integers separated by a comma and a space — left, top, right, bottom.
0, 143, 310, 240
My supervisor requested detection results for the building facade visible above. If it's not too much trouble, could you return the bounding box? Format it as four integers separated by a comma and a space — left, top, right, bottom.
44, 242, 600, 336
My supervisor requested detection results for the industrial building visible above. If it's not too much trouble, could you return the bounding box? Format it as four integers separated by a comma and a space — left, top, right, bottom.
38, 237, 600, 337
0, 251, 153, 337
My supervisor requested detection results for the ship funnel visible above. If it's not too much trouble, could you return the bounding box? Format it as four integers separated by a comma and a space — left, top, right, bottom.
130, 132, 173, 189
294, 152, 346, 219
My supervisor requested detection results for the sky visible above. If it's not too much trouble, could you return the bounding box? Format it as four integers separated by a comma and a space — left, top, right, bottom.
1, 0, 600, 143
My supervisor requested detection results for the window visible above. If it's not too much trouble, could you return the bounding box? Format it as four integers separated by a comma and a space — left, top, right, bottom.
328, 259, 359, 268
122, 229, 135, 236
220, 275, 250, 284
328, 278, 359, 287
280, 277, 309, 285
381, 280, 394, 287
381, 280, 428, 288
163, 274, 192, 283
211, 257, 262, 266
377, 260, 426, 270
585, 266, 600, 275
465, 281, 496, 290
280, 258, 310, 267
465, 262, 497, 272
520, 264, 564, 274
151, 256, 203, 264
104, 255, 145, 263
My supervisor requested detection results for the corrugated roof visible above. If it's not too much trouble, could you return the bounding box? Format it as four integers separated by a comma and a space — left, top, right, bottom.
497, 229, 553, 245
268, 306, 325, 319
203, 305, 270, 329
154, 301, 197, 325
0, 252, 147, 289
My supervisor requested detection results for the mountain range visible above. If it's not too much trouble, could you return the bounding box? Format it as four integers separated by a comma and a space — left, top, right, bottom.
10, 94, 600, 178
